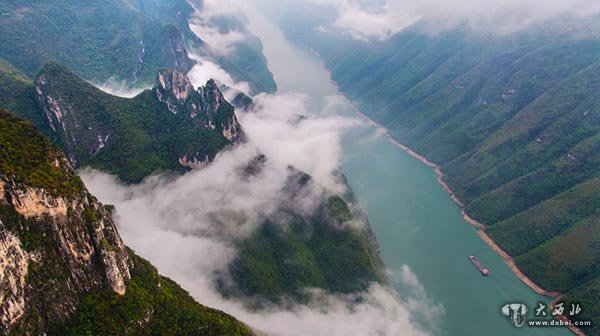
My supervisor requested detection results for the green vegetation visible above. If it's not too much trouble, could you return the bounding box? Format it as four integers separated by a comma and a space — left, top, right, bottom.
288, 23, 600, 332
226, 206, 384, 304
0, 108, 83, 197
560, 277, 600, 336
0, 58, 58, 142
123, 0, 278, 94
62, 253, 253, 336
0, 0, 275, 93
25, 62, 235, 183
0, 111, 253, 335
221, 170, 385, 304
0, 0, 191, 84
2, 60, 384, 309
122, 0, 277, 93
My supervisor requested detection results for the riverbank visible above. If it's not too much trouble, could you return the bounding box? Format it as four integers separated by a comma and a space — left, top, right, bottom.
347, 105, 550, 290
344, 102, 587, 335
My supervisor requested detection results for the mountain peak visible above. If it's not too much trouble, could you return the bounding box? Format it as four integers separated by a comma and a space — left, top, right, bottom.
32, 63, 244, 182
152, 70, 245, 147
156, 69, 194, 103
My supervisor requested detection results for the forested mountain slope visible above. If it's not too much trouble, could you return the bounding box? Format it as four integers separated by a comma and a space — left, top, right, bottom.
0, 109, 254, 336
0, 0, 192, 84
123, 0, 277, 93
0, 60, 385, 309
2, 61, 243, 183
0, 0, 275, 93
282, 22, 600, 334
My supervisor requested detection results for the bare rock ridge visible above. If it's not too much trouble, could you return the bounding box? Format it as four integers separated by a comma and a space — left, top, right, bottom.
154, 69, 245, 168
155, 69, 244, 143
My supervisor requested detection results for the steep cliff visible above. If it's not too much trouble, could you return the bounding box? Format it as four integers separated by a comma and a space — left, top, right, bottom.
2, 61, 384, 311
122, 0, 278, 94
32, 62, 243, 182
0, 109, 253, 335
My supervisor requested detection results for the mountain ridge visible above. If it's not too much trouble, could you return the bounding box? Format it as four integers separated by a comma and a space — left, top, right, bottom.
273, 19, 600, 333
31, 62, 242, 183
0, 109, 254, 335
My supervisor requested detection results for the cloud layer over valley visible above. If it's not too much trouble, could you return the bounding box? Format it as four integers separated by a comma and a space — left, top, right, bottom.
81, 2, 448, 334
81, 90, 443, 336
255, 0, 600, 40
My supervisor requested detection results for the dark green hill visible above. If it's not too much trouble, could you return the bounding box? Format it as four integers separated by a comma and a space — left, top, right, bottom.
219, 167, 385, 305
285, 23, 600, 334
0, 109, 254, 335
123, 0, 277, 94
0, 61, 385, 307
0, 0, 192, 84
30, 62, 243, 183
0, 0, 275, 94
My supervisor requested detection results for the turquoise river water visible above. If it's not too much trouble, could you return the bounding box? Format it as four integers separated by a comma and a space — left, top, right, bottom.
245, 6, 571, 336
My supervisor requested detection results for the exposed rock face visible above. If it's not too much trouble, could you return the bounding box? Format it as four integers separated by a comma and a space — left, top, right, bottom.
179, 153, 210, 169
0, 175, 132, 333
154, 69, 245, 165
0, 109, 255, 335
157, 25, 194, 74
156, 70, 195, 113
33, 63, 244, 181
35, 70, 116, 165
0, 222, 28, 332
155, 70, 243, 131
11, 187, 68, 219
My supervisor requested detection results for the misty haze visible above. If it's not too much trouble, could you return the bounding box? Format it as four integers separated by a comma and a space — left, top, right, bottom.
0, 1, 599, 336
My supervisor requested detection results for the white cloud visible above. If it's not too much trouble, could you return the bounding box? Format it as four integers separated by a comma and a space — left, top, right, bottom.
79, 2, 448, 334
93, 77, 149, 98
189, 22, 247, 55
235, 284, 435, 336
80, 81, 442, 336
241, 92, 355, 192
187, 0, 248, 56
82, 162, 442, 336
187, 53, 251, 94
270, 0, 600, 40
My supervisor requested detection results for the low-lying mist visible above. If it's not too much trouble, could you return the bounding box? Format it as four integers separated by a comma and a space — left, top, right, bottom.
251, 0, 600, 40
81, 2, 446, 334
81, 87, 444, 336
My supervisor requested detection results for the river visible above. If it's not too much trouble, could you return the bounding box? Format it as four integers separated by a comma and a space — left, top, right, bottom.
243, 5, 570, 336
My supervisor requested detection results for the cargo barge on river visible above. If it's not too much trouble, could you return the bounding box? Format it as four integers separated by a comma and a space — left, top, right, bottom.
469, 256, 490, 276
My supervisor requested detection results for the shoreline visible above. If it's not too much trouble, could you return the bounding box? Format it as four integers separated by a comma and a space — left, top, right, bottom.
347, 105, 556, 295
344, 101, 586, 335
315, 50, 584, 334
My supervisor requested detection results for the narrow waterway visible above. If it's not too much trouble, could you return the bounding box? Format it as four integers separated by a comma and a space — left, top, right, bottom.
243, 6, 570, 336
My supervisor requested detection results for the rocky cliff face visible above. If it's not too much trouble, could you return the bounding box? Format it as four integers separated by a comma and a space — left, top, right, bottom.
133, 25, 194, 82
0, 109, 131, 333
32, 62, 243, 182
34, 72, 116, 165
155, 69, 244, 143
0, 109, 254, 335
154, 69, 245, 168
0, 178, 132, 332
